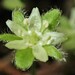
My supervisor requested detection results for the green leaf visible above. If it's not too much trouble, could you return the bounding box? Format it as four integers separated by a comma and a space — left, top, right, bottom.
6, 20, 27, 37
0, 34, 22, 42
15, 48, 34, 70
44, 45, 63, 60
32, 45, 48, 62
42, 9, 61, 29
2, 0, 24, 10
12, 9, 24, 24
41, 32, 66, 45
5, 40, 29, 49
29, 7, 41, 31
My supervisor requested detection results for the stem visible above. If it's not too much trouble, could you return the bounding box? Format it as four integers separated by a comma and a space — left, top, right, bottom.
30, 62, 36, 75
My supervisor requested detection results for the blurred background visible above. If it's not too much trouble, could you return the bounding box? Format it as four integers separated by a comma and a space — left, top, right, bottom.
0, 0, 75, 75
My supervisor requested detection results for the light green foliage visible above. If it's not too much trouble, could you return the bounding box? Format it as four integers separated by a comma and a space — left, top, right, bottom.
2, 0, 24, 10
42, 9, 61, 29
32, 45, 48, 62
12, 9, 24, 24
5, 40, 28, 49
6, 20, 27, 37
0, 34, 22, 42
0, 7, 66, 70
44, 45, 63, 60
15, 48, 34, 70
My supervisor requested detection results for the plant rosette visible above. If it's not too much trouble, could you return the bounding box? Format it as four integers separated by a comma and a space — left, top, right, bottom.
0, 7, 66, 70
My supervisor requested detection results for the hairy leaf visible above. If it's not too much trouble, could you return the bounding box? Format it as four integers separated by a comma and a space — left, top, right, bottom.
0, 34, 22, 42
44, 45, 63, 60
6, 20, 27, 37
29, 7, 41, 31
15, 48, 34, 70
5, 40, 30, 49
12, 9, 24, 24
42, 9, 61, 29
42, 32, 66, 45
32, 45, 48, 62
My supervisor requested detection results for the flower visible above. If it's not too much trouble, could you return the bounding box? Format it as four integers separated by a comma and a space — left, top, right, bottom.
0, 7, 66, 70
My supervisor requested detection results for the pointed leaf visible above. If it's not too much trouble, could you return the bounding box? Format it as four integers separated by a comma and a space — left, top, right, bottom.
12, 9, 24, 24
44, 45, 63, 60
42, 32, 65, 45
32, 45, 48, 62
15, 48, 34, 70
6, 20, 27, 37
42, 9, 61, 29
5, 40, 29, 49
29, 7, 41, 31
0, 34, 22, 42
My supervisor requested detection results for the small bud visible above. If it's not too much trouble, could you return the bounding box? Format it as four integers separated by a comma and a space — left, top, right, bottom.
23, 18, 29, 25
41, 20, 49, 32
43, 20, 49, 28
28, 30, 31, 35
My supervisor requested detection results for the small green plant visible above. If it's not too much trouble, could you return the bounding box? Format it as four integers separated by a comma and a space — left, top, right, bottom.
0, 7, 66, 70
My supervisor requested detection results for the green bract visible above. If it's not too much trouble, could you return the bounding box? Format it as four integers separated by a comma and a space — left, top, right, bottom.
12, 9, 24, 24
44, 45, 63, 60
42, 9, 61, 30
0, 7, 66, 70
15, 48, 34, 70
